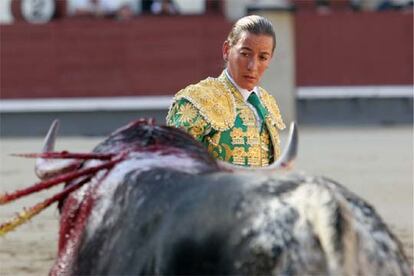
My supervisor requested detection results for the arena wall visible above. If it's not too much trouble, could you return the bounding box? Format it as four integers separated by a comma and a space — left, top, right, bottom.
0, 10, 412, 135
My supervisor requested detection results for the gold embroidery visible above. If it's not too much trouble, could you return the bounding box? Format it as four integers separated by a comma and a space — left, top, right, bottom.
177, 103, 197, 123
261, 149, 269, 166
219, 72, 244, 103
232, 147, 246, 165
260, 131, 270, 150
190, 115, 206, 138
166, 71, 285, 167
265, 117, 281, 159
230, 127, 245, 145
207, 144, 220, 159
189, 125, 203, 138
273, 131, 281, 159
247, 145, 261, 167
207, 132, 221, 147
167, 77, 236, 131
246, 127, 260, 146
259, 88, 286, 130
207, 132, 222, 154
239, 108, 256, 126
222, 144, 232, 162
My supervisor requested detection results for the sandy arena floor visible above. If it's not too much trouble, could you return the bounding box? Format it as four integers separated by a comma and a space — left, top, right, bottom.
0, 126, 412, 275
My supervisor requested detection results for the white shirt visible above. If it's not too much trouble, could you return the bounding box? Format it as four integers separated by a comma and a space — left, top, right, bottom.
225, 70, 263, 126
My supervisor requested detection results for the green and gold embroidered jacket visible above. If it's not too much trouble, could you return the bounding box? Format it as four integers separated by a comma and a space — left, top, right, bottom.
166, 71, 285, 167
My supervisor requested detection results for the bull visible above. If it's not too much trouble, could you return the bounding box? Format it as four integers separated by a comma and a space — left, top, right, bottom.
0, 119, 410, 275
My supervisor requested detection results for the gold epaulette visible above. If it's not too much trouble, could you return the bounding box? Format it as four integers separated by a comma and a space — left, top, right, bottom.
169, 77, 236, 131
259, 88, 286, 130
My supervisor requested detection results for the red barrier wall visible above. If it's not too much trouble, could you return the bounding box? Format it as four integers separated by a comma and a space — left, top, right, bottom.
295, 11, 413, 86
1, 16, 232, 98
1, 11, 412, 99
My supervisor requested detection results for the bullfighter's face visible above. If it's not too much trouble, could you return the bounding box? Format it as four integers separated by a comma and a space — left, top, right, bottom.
223, 31, 274, 91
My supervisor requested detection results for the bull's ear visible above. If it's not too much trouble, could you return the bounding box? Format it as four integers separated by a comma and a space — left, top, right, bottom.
217, 122, 298, 172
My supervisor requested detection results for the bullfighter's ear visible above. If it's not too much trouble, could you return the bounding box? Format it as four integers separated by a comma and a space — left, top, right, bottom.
223, 40, 230, 62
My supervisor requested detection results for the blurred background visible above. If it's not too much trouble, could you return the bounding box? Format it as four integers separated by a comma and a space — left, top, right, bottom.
0, 0, 412, 136
0, 1, 413, 274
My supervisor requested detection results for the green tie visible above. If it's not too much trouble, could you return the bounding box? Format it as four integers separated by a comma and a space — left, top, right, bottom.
247, 92, 268, 124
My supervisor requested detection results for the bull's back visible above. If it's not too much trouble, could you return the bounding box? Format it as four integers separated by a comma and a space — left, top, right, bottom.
74, 169, 255, 275
73, 170, 410, 275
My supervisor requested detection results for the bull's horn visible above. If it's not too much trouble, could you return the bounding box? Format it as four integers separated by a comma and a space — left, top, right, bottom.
267, 121, 298, 169
35, 120, 80, 179
218, 122, 298, 172
41, 119, 60, 152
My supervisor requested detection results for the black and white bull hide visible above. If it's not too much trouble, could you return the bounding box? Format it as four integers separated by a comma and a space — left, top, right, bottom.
1, 119, 410, 276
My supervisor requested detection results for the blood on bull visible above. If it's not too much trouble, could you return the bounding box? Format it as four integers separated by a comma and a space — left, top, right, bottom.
0, 119, 410, 275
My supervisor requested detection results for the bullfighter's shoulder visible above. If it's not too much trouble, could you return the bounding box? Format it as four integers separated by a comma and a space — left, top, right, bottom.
259, 87, 286, 130
170, 77, 236, 131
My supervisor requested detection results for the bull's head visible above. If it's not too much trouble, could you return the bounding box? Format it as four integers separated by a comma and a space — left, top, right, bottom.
0, 119, 297, 236
35, 120, 298, 179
